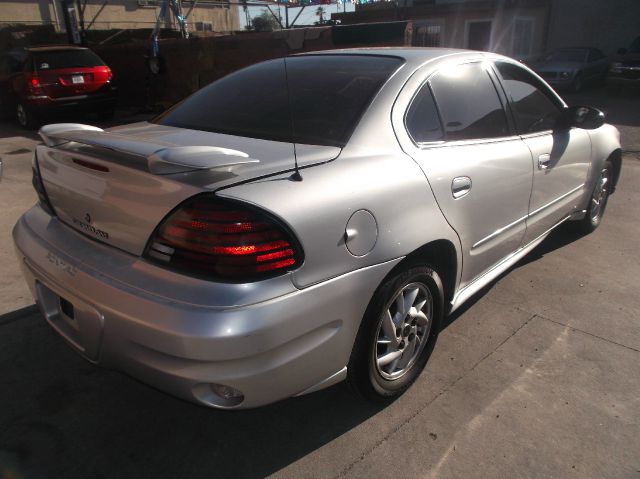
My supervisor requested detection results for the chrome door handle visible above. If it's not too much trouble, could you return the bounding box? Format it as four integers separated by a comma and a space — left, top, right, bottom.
538, 154, 551, 170
452, 176, 472, 199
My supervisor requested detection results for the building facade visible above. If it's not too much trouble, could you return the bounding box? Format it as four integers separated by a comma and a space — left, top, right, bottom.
0, 0, 240, 34
333, 0, 638, 59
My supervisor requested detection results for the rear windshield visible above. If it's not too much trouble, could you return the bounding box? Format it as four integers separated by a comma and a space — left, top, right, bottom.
154, 55, 404, 147
32, 49, 105, 70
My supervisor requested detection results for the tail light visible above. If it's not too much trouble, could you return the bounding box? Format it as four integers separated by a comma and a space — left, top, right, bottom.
144, 195, 303, 281
106, 67, 113, 82
28, 74, 43, 93
31, 153, 56, 216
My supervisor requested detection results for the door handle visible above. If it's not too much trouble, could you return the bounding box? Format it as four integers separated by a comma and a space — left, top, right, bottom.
538, 154, 551, 170
452, 176, 472, 199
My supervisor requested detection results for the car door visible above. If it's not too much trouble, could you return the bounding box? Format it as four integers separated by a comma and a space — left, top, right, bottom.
493, 61, 591, 244
394, 60, 534, 287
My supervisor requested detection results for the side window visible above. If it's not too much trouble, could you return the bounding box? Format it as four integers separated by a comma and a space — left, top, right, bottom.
429, 62, 509, 141
494, 61, 563, 134
405, 83, 444, 143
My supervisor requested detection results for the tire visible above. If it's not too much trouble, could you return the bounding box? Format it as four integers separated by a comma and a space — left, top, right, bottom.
347, 266, 443, 402
16, 102, 37, 129
575, 159, 613, 234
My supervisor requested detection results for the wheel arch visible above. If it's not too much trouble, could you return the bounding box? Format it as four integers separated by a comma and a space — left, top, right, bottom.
382, 239, 458, 315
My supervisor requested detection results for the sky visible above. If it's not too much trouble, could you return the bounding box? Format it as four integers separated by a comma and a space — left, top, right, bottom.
238, 2, 356, 29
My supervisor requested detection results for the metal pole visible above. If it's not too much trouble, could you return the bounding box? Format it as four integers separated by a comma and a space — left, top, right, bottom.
285, 5, 289, 29
59, 0, 75, 43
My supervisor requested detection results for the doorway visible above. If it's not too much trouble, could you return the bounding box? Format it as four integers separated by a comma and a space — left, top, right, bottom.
466, 20, 492, 51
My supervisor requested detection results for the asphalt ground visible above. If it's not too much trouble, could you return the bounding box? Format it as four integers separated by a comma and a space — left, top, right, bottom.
0, 90, 639, 478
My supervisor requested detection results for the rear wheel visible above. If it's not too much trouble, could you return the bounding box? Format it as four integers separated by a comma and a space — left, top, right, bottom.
16, 102, 37, 129
348, 266, 443, 401
576, 159, 613, 234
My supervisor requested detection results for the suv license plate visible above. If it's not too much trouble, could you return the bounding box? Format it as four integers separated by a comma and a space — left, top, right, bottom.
72, 75, 85, 84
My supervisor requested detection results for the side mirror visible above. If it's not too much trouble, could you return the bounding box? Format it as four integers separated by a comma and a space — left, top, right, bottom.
566, 106, 605, 130
617, 48, 628, 55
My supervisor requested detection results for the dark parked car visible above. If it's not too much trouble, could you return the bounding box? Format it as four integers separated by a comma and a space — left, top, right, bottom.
608, 36, 640, 91
0, 45, 117, 128
527, 47, 609, 92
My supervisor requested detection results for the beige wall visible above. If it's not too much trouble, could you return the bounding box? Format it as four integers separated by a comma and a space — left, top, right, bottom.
0, 0, 239, 34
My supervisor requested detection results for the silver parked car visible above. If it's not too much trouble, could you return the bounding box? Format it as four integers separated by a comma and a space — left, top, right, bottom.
13, 48, 622, 409
526, 47, 610, 92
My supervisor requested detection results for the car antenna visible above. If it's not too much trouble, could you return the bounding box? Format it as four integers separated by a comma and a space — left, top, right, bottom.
283, 56, 303, 181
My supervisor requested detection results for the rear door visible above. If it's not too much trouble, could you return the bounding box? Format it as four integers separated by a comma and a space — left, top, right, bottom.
493, 61, 591, 244
395, 60, 534, 287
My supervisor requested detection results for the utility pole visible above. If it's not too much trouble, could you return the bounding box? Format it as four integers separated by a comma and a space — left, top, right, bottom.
59, 0, 82, 44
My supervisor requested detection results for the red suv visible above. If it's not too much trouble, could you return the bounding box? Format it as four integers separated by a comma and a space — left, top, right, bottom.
0, 45, 117, 128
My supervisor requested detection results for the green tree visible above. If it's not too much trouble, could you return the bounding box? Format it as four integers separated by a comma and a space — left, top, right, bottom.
315, 6, 326, 24
251, 9, 281, 32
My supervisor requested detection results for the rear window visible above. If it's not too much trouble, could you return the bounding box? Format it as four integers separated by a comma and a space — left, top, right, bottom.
154, 55, 404, 147
32, 49, 105, 71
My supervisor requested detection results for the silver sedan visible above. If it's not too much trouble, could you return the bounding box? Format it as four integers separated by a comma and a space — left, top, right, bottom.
13, 48, 622, 408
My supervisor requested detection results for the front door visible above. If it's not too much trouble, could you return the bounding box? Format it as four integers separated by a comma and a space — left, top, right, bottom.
493, 61, 591, 243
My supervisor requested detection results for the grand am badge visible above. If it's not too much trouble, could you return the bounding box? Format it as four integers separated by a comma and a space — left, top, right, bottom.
72, 217, 109, 239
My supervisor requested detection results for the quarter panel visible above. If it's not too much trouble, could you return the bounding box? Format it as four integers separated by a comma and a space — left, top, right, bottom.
217, 147, 460, 290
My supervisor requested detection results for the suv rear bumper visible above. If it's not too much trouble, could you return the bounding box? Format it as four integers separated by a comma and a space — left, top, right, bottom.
25, 85, 117, 114
13, 206, 398, 408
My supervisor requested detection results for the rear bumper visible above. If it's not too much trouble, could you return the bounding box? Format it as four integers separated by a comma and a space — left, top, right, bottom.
25, 85, 117, 114
13, 206, 398, 408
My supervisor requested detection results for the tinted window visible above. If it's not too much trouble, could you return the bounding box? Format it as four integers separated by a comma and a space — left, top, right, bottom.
495, 61, 563, 134
155, 55, 403, 147
405, 84, 443, 143
428, 62, 509, 141
32, 49, 105, 70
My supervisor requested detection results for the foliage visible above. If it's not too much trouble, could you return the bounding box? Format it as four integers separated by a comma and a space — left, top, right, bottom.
251, 9, 282, 32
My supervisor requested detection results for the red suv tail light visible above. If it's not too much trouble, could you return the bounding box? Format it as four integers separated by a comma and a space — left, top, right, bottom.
144, 195, 303, 281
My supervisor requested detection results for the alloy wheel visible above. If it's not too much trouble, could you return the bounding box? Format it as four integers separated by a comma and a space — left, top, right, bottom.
590, 166, 610, 223
374, 282, 432, 380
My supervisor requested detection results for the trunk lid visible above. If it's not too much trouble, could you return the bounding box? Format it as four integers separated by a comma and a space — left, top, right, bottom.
36, 122, 340, 256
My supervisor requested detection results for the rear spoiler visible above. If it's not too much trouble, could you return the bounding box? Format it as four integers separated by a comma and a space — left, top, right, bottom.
38, 123, 259, 175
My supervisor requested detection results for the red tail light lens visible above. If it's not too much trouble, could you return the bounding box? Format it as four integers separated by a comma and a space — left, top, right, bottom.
144, 196, 303, 281
106, 67, 113, 82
